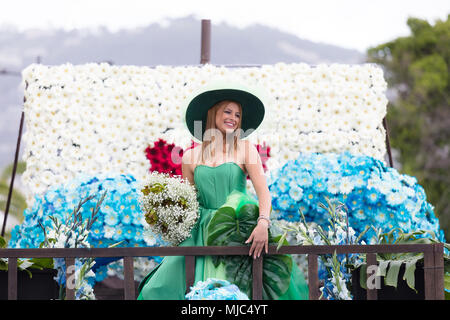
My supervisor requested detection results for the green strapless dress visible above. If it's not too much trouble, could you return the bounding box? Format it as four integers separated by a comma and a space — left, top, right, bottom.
137, 162, 308, 300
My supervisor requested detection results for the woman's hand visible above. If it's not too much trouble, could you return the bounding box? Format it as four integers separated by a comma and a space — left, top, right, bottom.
245, 219, 269, 259
242, 140, 271, 259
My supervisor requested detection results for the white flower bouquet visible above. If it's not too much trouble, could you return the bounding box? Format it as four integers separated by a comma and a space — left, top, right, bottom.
139, 172, 199, 245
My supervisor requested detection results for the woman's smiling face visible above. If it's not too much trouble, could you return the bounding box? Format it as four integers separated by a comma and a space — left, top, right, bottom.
215, 101, 241, 134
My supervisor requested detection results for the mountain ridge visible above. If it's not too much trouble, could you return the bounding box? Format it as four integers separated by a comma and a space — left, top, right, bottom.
0, 14, 366, 170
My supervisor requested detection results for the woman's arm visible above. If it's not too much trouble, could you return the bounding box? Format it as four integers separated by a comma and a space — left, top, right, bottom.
243, 140, 272, 259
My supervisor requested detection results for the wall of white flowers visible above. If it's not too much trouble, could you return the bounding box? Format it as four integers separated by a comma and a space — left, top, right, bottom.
21, 62, 388, 207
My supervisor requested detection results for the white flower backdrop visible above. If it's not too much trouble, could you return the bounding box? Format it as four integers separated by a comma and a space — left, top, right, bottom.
21, 62, 388, 206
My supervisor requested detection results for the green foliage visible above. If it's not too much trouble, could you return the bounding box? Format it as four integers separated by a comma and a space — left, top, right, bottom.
0, 235, 6, 248
366, 15, 450, 240
0, 161, 28, 241
206, 191, 293, 300
357, 228, 450, 294
0, 235, 53, 277
0, 161, 27, 182
445, 274, 450, 300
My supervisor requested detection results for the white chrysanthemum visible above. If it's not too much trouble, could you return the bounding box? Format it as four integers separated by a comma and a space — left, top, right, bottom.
21, 62, 388, 206
40, 170, 55, 185
339, 177, 354, 194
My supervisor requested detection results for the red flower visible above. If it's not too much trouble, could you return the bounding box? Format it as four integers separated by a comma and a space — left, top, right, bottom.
256, 142, 271, 172
245, 142, 271, 179
145, 139, 270, 179
145, 138, 188, 177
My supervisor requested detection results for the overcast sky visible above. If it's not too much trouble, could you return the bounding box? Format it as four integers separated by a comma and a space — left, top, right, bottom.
1, 0, 449, 51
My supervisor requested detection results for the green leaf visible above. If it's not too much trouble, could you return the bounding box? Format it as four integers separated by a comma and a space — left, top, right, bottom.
206, 207, 238, 246
236, 204, 260, 238
0, 161, 26, 182
359, 264, 367, 289
445, 290, 450, 301
444, 273, 450, 291
377, 260, 389, 277
0, 259, 7, 271
206, 190, 292, 300
356, 225, 371, 243
109, 240, 124, 248
0, 236, 6, 249
403, 258, 419, 292
223, 256, 252, 295
273, 234, 289, 249
385, 260, 403, 288
262, 255, 293, 299
276, 231, 288, 251
23, 268, 33, 279
444, 273, 450, 300
29, 257, 54, 270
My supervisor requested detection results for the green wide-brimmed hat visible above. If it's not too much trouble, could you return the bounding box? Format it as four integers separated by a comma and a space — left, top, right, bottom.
183, 80, 266, 142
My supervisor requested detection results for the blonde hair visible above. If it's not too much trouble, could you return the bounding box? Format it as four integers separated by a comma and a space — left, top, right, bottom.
200, 100, 242, 164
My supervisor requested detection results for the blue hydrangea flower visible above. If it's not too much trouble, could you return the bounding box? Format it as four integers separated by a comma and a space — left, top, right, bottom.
94, 265, 109, 283
312, 178, 327, 193
327, 178, 341, 195
122, 225, 136, 240
296, 171, 313, 187
104, 211, 119, 226
268, 151, 446, 245
289, 185, 303, 201
9, 173, 165, 288
353, 208, 366, 221
276, 194, 291, 211
90, 220, 105, 240
185, 278, 249, 300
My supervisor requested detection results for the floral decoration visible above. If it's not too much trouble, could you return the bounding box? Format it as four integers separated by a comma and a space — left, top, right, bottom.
269, 151, 445, 244
20, 62, 388, 208
185, 278, 249, 300
145, 138, 270, 182
139, 171, 199, 245
9, 173, 164, 283
38, 192, 107, 300
277, 197, 367, 300
145, 138, 184, 176
15, 61, 446, 300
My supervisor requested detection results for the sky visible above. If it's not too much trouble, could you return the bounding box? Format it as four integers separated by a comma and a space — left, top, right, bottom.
0, 0, 449, 51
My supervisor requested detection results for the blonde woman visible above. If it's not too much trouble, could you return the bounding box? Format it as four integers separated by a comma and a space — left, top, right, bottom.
137, 84, 308, 300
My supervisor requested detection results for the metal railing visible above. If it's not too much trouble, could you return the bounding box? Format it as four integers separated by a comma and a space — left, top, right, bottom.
0, 243, 444, 300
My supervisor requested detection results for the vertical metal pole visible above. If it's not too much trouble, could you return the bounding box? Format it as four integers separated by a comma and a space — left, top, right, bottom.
383, 117, 394, 168
8, 257, 18, 300
123, 256, 135, 300
423, 248, 435, 300
433, 243, 444, 300
1, 107, 25, 237
185, 255, 196, 295
366, 253, 378, 300
307, 254, 320, 300
65, 257, 75, 300
200, 19, 211, 64
252, 256, 263, 300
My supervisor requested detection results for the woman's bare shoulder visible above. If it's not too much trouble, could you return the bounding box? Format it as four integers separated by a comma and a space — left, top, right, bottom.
239, 139, 258, 155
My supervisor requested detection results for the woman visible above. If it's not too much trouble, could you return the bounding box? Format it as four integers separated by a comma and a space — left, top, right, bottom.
137, 83, 308, 300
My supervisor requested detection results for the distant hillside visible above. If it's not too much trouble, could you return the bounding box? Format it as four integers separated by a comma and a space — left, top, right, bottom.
0, 14, 365, 170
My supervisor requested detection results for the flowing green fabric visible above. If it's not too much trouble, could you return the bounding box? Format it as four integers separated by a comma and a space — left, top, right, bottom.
137, 162, 308, 300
